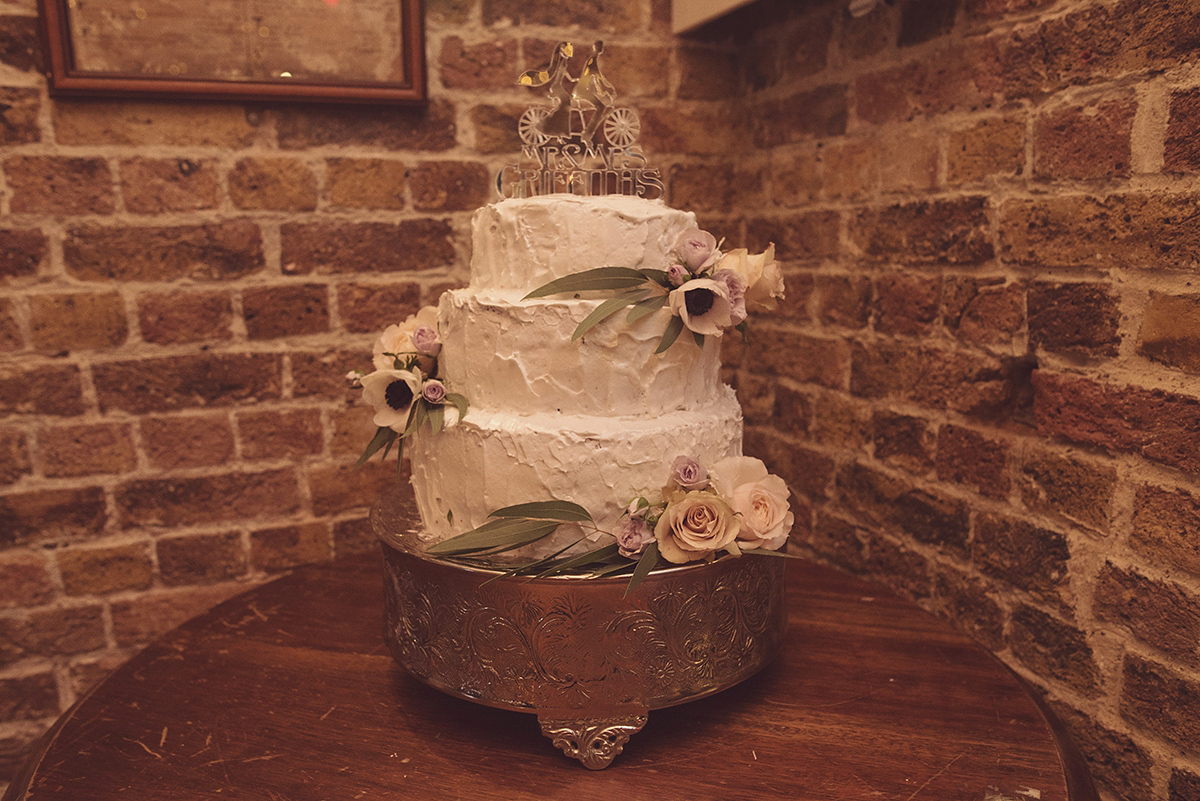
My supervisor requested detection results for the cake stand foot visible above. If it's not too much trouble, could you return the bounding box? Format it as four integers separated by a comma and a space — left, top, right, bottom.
536, 708, 648, 769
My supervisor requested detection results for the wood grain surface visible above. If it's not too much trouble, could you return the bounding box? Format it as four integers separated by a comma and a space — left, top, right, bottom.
5, 552, 1096, 801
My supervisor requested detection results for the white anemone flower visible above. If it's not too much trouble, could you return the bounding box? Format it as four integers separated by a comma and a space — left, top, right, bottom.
668, 278, 734, 336
360, 368, 424, 432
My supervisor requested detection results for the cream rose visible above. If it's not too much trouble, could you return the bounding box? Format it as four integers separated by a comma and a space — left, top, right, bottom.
654, 491, 741, 564
714, 244, 784, 314
372, 306, 439, 372
709, 456, 793, 551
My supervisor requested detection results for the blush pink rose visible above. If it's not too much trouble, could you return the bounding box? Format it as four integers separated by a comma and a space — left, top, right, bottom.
709, 456, 793, 551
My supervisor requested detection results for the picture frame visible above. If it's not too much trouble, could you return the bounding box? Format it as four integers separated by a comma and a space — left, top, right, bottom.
36, 0, 426, 105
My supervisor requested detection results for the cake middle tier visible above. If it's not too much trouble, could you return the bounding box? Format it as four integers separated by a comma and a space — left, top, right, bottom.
408, 393, 744, 549
438, 290, 725, 417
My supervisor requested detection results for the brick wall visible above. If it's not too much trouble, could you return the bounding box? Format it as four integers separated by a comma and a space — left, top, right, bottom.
4, 0, 1200, 797
716, 0, 1200, 799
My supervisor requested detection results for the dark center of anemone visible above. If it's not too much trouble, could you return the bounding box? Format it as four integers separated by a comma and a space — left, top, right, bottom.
384, 379, 414, 411
684, 287, 715, 317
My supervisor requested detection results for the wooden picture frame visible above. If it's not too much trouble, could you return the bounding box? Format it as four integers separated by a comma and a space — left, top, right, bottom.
36, 0, 426, 105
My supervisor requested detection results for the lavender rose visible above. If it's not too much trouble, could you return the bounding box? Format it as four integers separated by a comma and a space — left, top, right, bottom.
712, 268, 748, 326
616, 516, 655, 559
675, 228, 720, 272
667, 264, 690, 287
671, 455, 709, 491
411, 325, 442, 356
654, 491, 741, 564
714, 244, 785, 314
421, 379, 447, 404
709, 456, 793, 551
373, 306, 439, 374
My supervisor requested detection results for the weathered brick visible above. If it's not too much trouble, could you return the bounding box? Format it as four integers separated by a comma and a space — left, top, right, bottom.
483, 0, 640, 31
873, 411, 935, 475
770, 382, 811, 437
141, 413, 235, 470
852, 342, 1027, 419
0, 362, 83, 417
40, 422, 137, 478
110, 585, 243, 647
670, 164, 736, 214
0, 672, 58, 722
595, 44, 670, 99
746, 429, 836, 501
120, 157, 219, 212
1033, 372, 1200, 475
439, 36, 517, 90
1034, 97, 1135, 181
64, 221, 265, 282
738, 373, 778, 429
53, 100, 258, 146
0, 16, 38, 72
852, 196, 993, 265
843, 0, 897, 60
137, 289, 233, 345
875, 273, 941, 335
0, 87, 40, 145
973, 513, 1069, 605
931, 567, 1005, 651
1171, 770, 1200, 801
327, 158, 406, 210
94, 353, 282, 414
333, 516, 377, 556
1047, 700, 1156, 801
807, 512, 868, 572
0, 551, 54, 608
409, 161, 490, 212
838, 462, 970, 553
228, 157, 317, 211
745, 210, 840, 262
275, 98, 456, 152
1000, 193, 1200, 271
1131, 484, 1200, 579
243, 284, 329, 339
938, 425, 1009, 499
67, 653, 127, 702
281, 219, 455, 274
863, 532, 932, 601
947, 117, 1025, 185
28, 291, 128, 352
898, 0, 958, 46
0, 228, 47, 281
822, 139, 877, 199
1095, 562, 1200, 664
0, 486, 106, 547
751, 85, 847, 148
470, 103, 526, 154
770, 144, 821, 207
856, 40, 1002, 124
308, 461, 395, 517
1120, 654, 1200, 750
336, 282, 421, 335
780, 11, 832, 77
1018, 449, 1115, 531
1009, 604, 1100, 695
116, 469, 300, 528
238, 409, 323, 460
291, 348, 364, 399
1165, 88, 1200, 173
878, 130, 940, 192
640, 104, 741, 156
942, 277, 1023, 345
426, 0, 472, 23
814, 275, 872, 329
5, 156, 114, 214
1137, 292, 1200, 373
964, 0, 1054, 18
157, 532, 246, 585
250, 522, 331, 571
677, 45, 740, 101
0, 604, 105, 665
329, 405, 376, 458
57, 542, 154, 596
0, 298, 20, 351
810, 391, 872, 452
749, 330, 849, 390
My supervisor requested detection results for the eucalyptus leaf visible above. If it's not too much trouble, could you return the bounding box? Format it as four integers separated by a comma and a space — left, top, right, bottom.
523, 267, 649, 299
402, 400, 427, 439
427, 402, 445, 435
638, 268, 671, 287
488, 500, 593, 522
572, 290, 653, 341
480, 538, 585, 585
655, 315, 684, 354
736, 320, 749, 343
356, 426, 395, 467
693, 331, 705, 348
426, 518, 561, 555
586, 562, 638, 578
394, 436, 405, 475
624, 542, 660, 597
534, 543, 621, 578
625, 294, 667, 325
445, 392, 469, 423
745, 548, 803, 559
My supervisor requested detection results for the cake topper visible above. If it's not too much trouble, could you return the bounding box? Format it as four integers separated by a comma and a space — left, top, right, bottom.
497, 41, 664, 200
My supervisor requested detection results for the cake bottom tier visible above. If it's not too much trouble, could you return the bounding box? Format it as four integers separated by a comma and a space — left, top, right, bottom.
408, 389, 743, 557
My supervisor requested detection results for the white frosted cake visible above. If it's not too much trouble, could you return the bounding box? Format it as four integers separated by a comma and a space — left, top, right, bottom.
406, 194, 744, 555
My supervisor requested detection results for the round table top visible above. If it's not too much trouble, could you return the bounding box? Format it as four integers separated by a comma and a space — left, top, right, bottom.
6, 550, 1095, 801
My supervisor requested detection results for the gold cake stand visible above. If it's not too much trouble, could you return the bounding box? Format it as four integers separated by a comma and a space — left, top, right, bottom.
371, 487, 788, 769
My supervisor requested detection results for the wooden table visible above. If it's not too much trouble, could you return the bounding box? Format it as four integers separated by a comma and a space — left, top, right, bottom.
6, 552, 1096, 801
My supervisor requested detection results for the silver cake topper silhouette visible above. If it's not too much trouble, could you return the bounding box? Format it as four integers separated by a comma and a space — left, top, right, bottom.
496, 41, 664, 200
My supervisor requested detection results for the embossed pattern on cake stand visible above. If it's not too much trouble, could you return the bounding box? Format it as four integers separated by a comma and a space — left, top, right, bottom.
372, 487, 788, 769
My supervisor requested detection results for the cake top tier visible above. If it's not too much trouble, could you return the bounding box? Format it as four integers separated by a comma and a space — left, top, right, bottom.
469, 193, 695, 293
